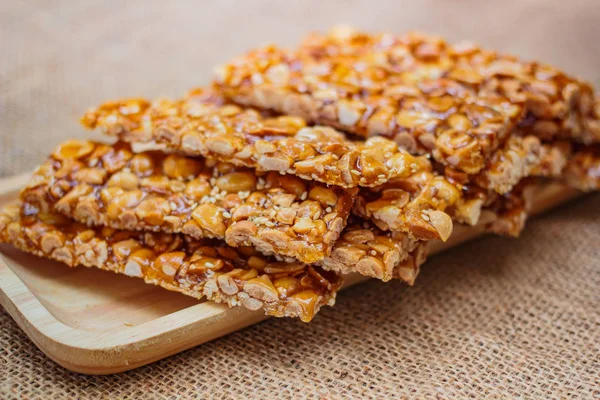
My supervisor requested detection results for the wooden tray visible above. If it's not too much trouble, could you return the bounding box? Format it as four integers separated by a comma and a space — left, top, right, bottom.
0, 173, 583, 374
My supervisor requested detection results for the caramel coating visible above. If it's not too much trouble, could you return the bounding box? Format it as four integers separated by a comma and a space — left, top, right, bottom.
80, 90, 430, 189
22, 140, 357, 264
0, 203, 343, 322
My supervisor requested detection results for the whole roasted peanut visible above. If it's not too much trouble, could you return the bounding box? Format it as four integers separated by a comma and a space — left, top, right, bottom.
308, 186, 337, 206
124, 248, 155, 278
261, 115, 306, 135
135, 197, 171, 226
191, 203, 227, 237
247, 255, 268, 270
216, 171, 257, 193
52, 140, 95, 161
100, 187, 125, 205
73, 168, 107, 185
112, 239, 143, 261
130, 154, 156, 176
107, 171, 140, 190
427, 210, 453, 241
275, 175, 307, 196
163, 154, 203, 179
152, 251, 185, 282
244, 275, 279, 303
184, 178, 212, 200
293, 217, 315, 234
296, 200, 322, 219
107, 190, 145, 220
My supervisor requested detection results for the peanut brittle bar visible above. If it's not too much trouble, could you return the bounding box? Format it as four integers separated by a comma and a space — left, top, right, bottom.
80, 90, 430, 189
215, 27, 600, 172
0, 203, 344, 322
22, 140, 357, 264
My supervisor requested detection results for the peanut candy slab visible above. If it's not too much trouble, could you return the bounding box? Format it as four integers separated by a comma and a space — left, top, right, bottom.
215, 44, 521, 175
21, 140, 356, 264
0, 203, 343, 322
80, 90, 430, 189
319, 221, 427, 284
215, 27, 600, 169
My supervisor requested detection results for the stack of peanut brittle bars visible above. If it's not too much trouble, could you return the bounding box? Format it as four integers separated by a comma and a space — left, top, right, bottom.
2, 27, 599, 322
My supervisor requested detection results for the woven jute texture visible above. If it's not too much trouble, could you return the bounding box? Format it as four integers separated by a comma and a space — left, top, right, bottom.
1, 1, 599, 399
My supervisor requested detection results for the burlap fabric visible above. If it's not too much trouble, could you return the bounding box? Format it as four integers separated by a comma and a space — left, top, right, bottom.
1, 1, 599, 398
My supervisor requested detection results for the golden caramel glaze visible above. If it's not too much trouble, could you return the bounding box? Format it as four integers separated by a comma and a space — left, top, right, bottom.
80, 89, 431, 189
0, 203, 344, 322
319, 220, 427, 284
215, 47, 519, 175
215, 27, 600, 172
21, 140, 358, 264
562, 145, 600, 191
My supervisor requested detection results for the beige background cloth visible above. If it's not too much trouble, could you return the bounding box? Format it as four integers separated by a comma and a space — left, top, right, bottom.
1, 1, 599, 398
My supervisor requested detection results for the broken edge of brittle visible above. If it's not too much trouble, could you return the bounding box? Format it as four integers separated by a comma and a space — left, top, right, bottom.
80, 93, 431, 189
